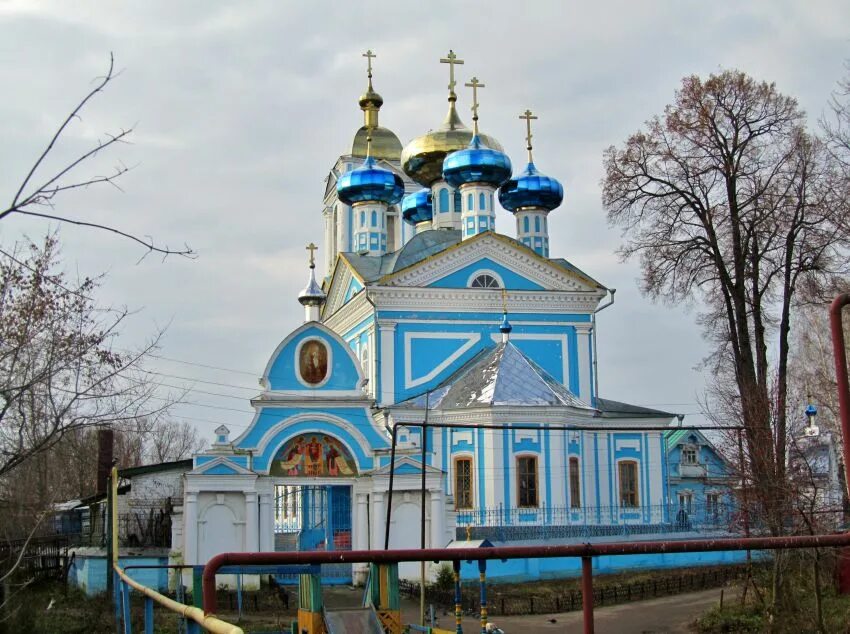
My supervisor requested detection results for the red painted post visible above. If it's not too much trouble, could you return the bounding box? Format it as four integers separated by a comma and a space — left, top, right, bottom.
581, 556, 594, 634
830, 293, 850, 594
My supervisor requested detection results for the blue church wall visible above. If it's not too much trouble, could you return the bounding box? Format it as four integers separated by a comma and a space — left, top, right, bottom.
426, 258, 545, 290
386, 315, 587, 403
264, 325, 362, 392
458, 550, 766, 583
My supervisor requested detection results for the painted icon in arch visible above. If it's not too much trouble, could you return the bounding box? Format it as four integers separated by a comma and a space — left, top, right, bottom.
299, 339, 329, 386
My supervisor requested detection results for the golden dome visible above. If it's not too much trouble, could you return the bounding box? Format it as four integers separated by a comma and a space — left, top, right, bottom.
351, 125, 402, 161
401, 99, 504, 187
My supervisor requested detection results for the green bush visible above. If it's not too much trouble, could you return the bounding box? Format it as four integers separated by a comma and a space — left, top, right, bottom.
695, 603, 764, 633
432, 563, 455, 591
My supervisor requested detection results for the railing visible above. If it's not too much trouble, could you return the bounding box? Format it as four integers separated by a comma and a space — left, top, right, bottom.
0, 535, 69, 581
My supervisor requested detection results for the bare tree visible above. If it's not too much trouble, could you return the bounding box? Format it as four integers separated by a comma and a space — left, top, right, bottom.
603, 70, 850, 531
0, 235, 176, 483
0, 54, 193, 260
145, 419, 206, 463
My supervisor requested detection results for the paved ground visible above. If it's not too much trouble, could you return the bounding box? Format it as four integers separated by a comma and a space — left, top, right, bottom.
398, 587, 734, 634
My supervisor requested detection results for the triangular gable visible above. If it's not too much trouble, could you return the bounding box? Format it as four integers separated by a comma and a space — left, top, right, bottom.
371, 455, 445, 476
323, 254, 365, 318
379, 232, 600, 292
323, 170, 339, 202
191, 456, 254, 476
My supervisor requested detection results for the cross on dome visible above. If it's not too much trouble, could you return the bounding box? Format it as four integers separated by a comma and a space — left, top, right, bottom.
362, 49, 376, 79
439, 49, 465, 98
520, 109, 538, 163
306, 242, 318, 268
465, 77, 485, 135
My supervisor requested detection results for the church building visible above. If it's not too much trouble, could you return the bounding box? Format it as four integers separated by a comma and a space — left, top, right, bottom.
181, 50, 739, 584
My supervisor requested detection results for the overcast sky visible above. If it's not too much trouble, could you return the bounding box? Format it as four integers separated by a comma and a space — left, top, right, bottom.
1, 1, 848, 440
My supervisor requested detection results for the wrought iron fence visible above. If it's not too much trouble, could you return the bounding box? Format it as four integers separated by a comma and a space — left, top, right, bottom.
455, 503, 746, 541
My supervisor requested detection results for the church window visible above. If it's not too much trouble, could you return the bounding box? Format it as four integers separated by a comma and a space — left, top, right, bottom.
470, 273, 500, 288
523, 216, 530, 233
517, 456, 538, 507
479, 192, 486, 211
371, 210, 377, 227
360, 211, 366, 227
467, 193, 473, 211
569, 457, 581, 508
454, 190, 462, 212
681, 446, 698, 465
454, 457, 473, 509
535, 216, 541, 232
439, 188, 449, 213
618, 461, 639, 508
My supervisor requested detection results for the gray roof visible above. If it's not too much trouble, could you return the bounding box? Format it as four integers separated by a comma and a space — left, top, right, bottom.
398, 341, 592, 409
596, 398, 675, 419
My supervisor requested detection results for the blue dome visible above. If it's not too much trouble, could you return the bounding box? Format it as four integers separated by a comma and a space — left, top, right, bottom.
337, 156, 405, 206
442, 136, 512, 189
401, 188, 433, 224
498, 162, 564, 212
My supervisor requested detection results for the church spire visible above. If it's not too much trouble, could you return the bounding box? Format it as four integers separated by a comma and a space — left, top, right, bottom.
298, 242, 326, 322
500, 289, 513, 343
359, 49, 383, 130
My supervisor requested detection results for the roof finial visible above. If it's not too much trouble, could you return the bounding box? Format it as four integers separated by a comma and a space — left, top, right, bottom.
465, 77, 485, 137
499, 288, 512, 343
520, 109, 538, 164
440, 49, 465, 102
306, 242, 318, 269
363, 49, 376, 90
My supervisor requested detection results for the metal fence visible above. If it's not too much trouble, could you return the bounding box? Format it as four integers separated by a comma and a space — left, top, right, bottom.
455, 503, 745, 541
0, 535, 69, 581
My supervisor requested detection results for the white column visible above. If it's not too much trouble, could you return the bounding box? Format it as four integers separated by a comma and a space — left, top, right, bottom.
378, 321, 396, 406
245, 492, 258, 552
372, 492, 385, 550
576, 324, 592, 402
355, 493, 369, 550
184, 492, 197, 565
336, 202, 350, 255
368, 326, 377, 399
258, 492, 274, 552
429, 491, 445, 548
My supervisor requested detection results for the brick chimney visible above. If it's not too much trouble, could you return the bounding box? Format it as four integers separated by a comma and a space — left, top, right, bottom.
96, 427, 114, 496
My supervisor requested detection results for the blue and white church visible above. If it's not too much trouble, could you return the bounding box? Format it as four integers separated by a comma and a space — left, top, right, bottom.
181, 50, 737, 583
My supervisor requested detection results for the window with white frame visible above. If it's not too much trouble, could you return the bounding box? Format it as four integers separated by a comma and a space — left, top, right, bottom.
470, 273, 500, 288
618, 461, 639, 508
681, 446, 698, 465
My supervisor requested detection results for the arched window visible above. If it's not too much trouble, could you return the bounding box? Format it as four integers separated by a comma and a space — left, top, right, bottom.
371, 210, 377, 227
360, 211, 366, 227
569, 457, 581, 508
618, 461, 639, 508
535, 216, 541, 232
470, 273, 501, 288
479, 192, 486, 211
490, 193, 495, 211
467, 193, 473, 211
523, 216, 530, 233
543, 216, 547, 232
517, 456, 539, 507
439, 188, 449, 213
454, 190, 462, 212
454, 457, 473, 509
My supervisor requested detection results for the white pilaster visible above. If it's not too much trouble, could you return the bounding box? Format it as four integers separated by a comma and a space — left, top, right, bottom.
460, 184, 497, 239
355, 493, 369, 550
378, 321, 397, 406
245, 492, 258, 552
430, 491, 445, 548
258, 492, 273, 552
576, 324, 592, 401
371, 492, 385, 551
184, 492, 197, 564
336, 202, 350, 256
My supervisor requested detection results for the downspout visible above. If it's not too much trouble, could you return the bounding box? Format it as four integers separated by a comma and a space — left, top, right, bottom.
592, 288, 616, 404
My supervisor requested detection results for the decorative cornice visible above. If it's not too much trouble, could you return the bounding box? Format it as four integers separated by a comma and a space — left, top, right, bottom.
367, 286, 603, 313
323, 292, 374, 336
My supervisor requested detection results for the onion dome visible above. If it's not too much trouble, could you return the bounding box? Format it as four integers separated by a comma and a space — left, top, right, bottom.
401, 100, 503, 187
298, 243, 326, 319
443, 135, 512, 188
337, 155, 405, 206
401, 188, 433, 224
499, 312, 512, 335
498, 162, 564, 212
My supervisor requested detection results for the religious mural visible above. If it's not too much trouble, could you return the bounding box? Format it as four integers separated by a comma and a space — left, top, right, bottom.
299, 339, 329, 385
270, 435, 357, 477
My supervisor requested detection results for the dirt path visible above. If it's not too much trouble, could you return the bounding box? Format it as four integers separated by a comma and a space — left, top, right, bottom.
401, 586, 733, 634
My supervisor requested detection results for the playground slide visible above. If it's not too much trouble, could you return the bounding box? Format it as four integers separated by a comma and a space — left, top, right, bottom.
323, 607, 384, 634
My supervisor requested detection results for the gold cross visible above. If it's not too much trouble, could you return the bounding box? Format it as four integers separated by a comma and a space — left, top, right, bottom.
465, 77, 485, 134
306, 242, 318, 268
501, 288, 508, 314
440, 49, 464, 95
520, 109, 538, 162
363, 49, 376, 79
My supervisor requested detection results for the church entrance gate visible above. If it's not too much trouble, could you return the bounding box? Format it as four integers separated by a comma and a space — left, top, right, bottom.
274, 483, 352, 584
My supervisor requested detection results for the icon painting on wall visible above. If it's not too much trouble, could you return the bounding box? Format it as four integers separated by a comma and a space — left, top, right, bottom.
270, 435, 357, 477
299, 339, 329, 385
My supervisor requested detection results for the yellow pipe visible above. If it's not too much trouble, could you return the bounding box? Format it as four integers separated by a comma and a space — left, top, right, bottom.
110, 467, 243, 634
114, 565, 244, 634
